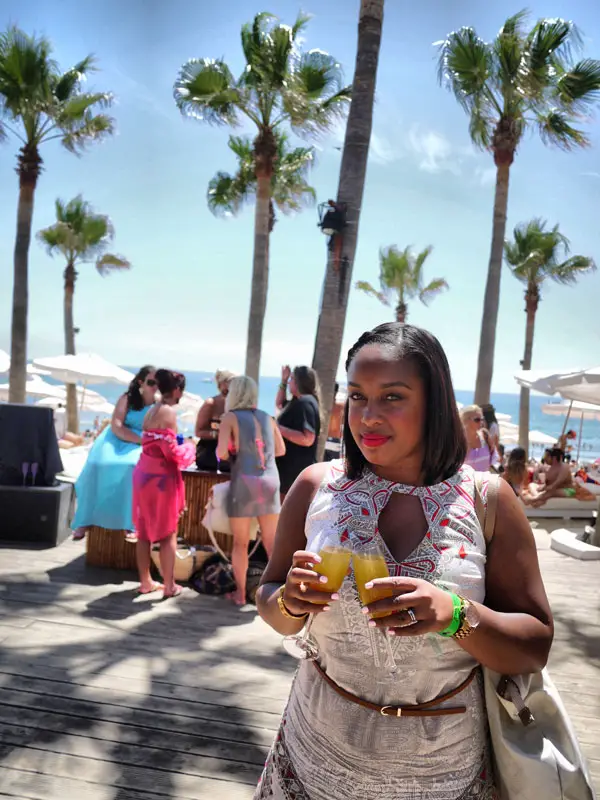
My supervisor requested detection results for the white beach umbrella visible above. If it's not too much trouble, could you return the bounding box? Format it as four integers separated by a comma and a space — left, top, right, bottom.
0, 350, 9, 374
32, 353, 134, 386
35, 388, 114, 415
542, 400, 600, 422
177, 391, 204, 412
0, 375, 67, 401
515, 367, 600, 405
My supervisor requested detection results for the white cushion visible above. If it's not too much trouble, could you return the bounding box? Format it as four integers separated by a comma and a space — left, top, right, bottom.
550, 528, 600, 560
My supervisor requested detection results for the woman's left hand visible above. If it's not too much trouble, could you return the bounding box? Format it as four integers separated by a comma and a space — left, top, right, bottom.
361, 577, 455, 636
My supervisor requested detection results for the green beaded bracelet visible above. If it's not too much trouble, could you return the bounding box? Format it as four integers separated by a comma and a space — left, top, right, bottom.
438, 593, 463, 637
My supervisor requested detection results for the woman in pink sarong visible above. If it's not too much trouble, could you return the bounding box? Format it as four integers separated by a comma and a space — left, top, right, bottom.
133, 369, 195, 598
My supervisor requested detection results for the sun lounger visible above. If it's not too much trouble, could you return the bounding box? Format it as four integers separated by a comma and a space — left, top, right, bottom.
522, 496, 598, 519
550, 528, 600, 560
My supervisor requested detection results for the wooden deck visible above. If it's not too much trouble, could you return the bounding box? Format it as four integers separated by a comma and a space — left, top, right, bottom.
0, 523, 598, 799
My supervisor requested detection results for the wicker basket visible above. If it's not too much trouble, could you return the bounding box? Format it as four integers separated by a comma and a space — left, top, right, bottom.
151, 544, 214, 583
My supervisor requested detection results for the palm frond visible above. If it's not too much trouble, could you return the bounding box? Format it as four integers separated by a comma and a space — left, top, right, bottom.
548, 255, 596, 284
174, 58, 241, 125
436, 27, 494, 114
207, 170, 250, 216
0, 26, 55, 124
52, 55, 97, 102
355, 280, 389, 306
292, 12, 312, 41
96, 253, 131, 276
60, 111, 114, 154
493, 11, 527, 91
419, 277, 449, 305
241, 14, 294, 92
536, 109, 588, 149
556, 59, 600, 112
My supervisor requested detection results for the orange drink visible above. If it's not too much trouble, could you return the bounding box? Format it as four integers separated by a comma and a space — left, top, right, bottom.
314, 546, 352, 592
353, 552, 395, 619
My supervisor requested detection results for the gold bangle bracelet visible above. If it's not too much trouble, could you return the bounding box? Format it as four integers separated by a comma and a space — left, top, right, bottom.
276, 585, 308, 620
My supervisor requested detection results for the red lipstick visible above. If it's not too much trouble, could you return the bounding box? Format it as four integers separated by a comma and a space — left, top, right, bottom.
361, 434, 390, 448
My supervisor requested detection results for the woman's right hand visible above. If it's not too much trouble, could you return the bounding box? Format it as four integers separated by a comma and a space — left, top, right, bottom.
281, 364, 291, 383
281, 550, 338, 616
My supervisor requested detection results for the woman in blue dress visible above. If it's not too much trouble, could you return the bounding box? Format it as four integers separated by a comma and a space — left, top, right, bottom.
72, 365, 157, 540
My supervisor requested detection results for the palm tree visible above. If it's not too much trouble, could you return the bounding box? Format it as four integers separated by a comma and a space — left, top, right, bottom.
311, 0, 385, 456
0, 27, 114, 403
207, 131, 316, 235
37, 196, 130, 432
356, 245, 448, 322
505, 218, 595, 452
437, 11, 600, 406
174, 12, 350, 384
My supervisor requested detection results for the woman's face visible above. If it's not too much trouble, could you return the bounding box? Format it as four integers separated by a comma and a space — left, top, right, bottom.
218, 380, 229, 396
139, 371, 157, 405
347, 345, 426, 473
463, 409, 483, 435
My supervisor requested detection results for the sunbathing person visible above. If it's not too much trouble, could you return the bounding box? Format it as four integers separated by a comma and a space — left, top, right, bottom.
524, 447, 594, 506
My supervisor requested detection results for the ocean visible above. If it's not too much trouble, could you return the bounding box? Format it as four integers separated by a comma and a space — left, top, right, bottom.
75, 370, 600, 463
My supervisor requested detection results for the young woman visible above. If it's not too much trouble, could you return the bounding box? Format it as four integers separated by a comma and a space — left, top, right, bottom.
275, 365, 321, 498
216, 375, 286, 606
194, 369, 235, 472
132, 369, 196, 598
460, 404, 500, 472
72, 365, 157, 540
255, 323, 553, 800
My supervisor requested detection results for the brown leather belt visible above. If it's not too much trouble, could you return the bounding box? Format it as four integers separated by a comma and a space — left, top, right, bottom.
313, 661, 477, 717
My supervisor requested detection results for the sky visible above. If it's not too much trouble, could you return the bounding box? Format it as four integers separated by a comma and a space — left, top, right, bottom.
1, 0, 600, 393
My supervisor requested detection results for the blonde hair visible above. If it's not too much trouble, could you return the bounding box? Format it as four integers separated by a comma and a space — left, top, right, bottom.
459, 404, 482, 424
226, 375, 258, 411
215, 369, 235, 386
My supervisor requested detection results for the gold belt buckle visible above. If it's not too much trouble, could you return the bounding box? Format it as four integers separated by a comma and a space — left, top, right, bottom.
380, 705, 402, 717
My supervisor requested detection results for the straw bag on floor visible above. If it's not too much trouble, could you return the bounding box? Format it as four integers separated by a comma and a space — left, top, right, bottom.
151, 543, 213, 583
475, 474, 595, 800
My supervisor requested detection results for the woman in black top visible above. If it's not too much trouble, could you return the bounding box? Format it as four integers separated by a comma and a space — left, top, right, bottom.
275, 365, 321, 497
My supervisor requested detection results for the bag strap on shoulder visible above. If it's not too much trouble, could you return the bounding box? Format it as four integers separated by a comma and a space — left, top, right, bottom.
474, 473, 500, 544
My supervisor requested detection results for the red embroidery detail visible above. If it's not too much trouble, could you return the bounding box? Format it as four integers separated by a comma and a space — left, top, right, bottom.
440, 518, 450, 527
340, 529, 349, 543
459, 544, 467, 559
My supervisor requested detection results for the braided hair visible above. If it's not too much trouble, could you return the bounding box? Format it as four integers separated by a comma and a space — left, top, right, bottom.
126, 365, 156, 411
343, 323, 466, 484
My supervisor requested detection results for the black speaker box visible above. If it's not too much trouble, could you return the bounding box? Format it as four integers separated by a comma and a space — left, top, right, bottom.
0, 403, 63, 486
0, 482, 74, 546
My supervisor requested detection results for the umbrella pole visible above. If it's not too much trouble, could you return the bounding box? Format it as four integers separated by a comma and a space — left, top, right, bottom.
560, 400, 574, 438
576, 415, 584, 464
80, 382, 87, 413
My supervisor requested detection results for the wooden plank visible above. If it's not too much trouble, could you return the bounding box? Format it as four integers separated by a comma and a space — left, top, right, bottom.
0, 746, 254, 800
0, 764, 253, 800
0, 661, 286, 715
0, 687, 275, 748
0, 703, 267, 766
0, 723, 262, 784
0, 672, 281, 731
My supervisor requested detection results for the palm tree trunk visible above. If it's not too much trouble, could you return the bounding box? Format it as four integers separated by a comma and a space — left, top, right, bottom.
8, 145, 41, 403
312, 0, 384, 457
518, 288, 537, 453
395, 301, 407, 323
474, 162, 510, 406
244, 172, 271, 384
64, 261, 79, 433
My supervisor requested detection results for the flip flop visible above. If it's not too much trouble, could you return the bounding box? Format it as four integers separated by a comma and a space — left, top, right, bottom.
72, 529, 86, 541
162, 585, 183, 600
125, 533, 138, 543
136, 582, 163, 595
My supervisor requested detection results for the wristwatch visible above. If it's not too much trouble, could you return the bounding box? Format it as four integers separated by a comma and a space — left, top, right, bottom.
453, 596, 481, 640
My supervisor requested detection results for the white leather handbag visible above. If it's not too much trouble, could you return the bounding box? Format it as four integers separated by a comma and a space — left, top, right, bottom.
476, 475, 596, 800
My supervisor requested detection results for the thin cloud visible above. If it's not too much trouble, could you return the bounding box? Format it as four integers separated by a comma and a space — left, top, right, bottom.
475, 166, 496, 186
407, 126, 460, 175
